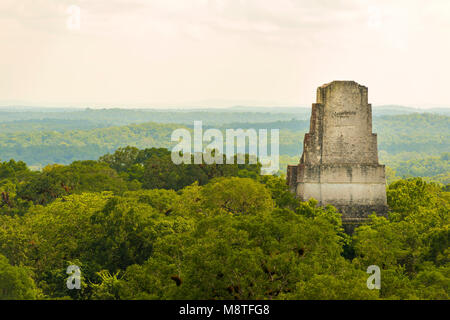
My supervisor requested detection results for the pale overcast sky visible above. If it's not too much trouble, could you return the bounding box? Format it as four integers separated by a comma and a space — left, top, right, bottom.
1, 0, 449, 108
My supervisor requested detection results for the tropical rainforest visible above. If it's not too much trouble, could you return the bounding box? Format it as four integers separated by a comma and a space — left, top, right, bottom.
0, 107, 448, 300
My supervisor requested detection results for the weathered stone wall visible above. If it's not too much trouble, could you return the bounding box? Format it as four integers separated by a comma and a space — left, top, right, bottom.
288, 81, 388, 226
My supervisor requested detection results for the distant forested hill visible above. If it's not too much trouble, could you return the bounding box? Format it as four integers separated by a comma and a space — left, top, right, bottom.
0, 105, 448, 127
0, 108, 305, 126
0, 119, 108, 133
0, 110, 447, 183
374, 113, 449, 154
0, 122, 182, 167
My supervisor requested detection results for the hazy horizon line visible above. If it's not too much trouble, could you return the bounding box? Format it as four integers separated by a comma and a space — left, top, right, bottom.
0, 103, 449, 111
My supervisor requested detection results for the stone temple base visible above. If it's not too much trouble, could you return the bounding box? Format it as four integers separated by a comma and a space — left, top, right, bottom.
334, 204, 389, 234
290, 163, 389, 230
335, 204, 389, 224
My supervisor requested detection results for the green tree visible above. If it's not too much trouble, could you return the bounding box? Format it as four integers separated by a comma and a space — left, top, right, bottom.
0, 254, 41, 300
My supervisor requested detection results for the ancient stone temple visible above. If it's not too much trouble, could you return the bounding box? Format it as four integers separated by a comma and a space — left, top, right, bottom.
287, 81, 388, 228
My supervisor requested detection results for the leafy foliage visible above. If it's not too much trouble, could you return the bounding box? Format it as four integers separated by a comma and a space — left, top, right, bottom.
0, 147, 448, 300
0, 254, 41, 300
